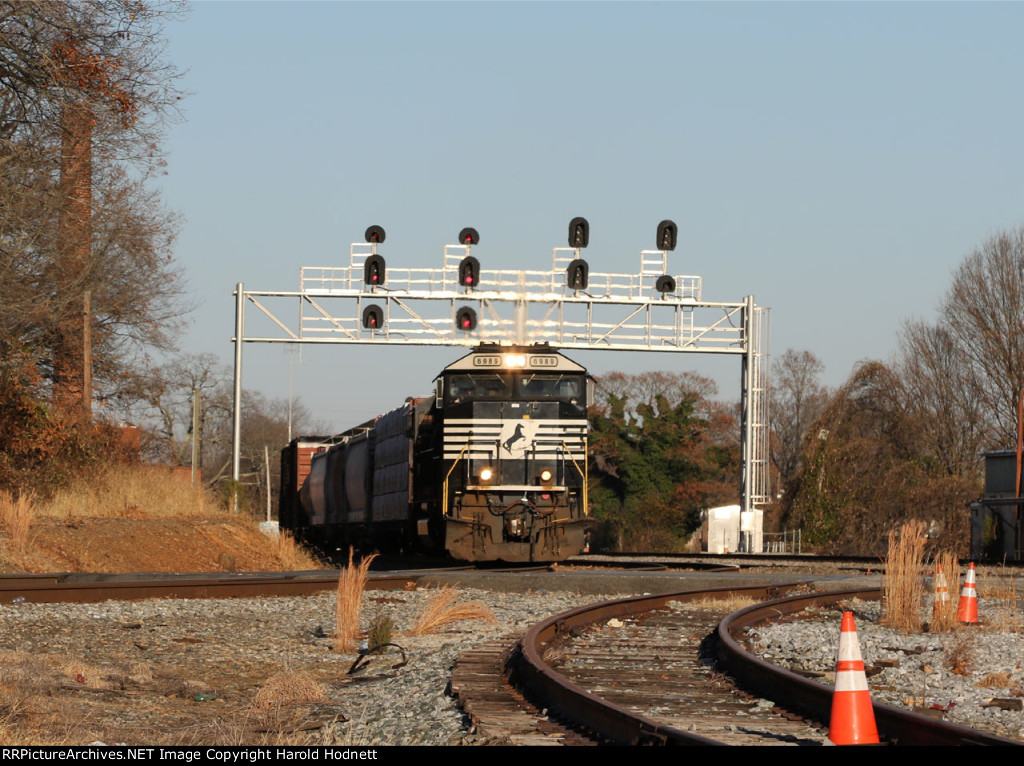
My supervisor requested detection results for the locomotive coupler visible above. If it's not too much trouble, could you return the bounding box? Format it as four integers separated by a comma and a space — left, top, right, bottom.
505, 511, 529, 540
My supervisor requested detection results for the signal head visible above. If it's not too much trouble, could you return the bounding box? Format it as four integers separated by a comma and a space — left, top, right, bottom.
656, 220, 677, 251
568, 217, 590, 249
458, 255, 480, 288
364, 254, 386, 286
455, 306, 477, 332
362, 304, 384, 329
655, 275, 676, 295
567, 258, 589, 291
364, 225, 386, 244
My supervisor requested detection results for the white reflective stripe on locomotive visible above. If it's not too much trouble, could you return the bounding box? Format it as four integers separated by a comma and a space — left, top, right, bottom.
443, 419, 587, 459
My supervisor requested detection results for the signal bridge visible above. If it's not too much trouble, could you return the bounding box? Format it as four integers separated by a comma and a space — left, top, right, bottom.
231, 220, 770, 523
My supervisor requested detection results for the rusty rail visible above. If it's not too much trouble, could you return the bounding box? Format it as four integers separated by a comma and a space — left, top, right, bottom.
515, 582, 801, 745
0, 570, 421, 604
718, 587, 1021, 746
515, 584, 1022, 746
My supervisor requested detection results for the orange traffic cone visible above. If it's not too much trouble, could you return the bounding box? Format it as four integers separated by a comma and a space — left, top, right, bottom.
934, 565, 950, 605
957, 562, 979, 624
829, 611, 879, 745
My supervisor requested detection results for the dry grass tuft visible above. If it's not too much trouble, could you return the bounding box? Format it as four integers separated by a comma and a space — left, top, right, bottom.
406, 586, 498, 636
976, 671, 1013, 689
273, 531, 319, 571
693, 595, 758, 611
883, 520, 927, 631
945, 635, 975, 676
251, 671, 326, 713
930, 550, 960, 632
35, 463, 216, 519
334, 549, 376, 652
0, 491, 34, 554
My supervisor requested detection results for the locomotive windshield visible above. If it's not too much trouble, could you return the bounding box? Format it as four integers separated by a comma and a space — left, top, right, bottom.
446, 373, 584, 406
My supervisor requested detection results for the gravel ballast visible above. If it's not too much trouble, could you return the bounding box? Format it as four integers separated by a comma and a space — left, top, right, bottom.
747, 597, 1024, 742
0, 586, 612, 745
4, 582, 1022, 745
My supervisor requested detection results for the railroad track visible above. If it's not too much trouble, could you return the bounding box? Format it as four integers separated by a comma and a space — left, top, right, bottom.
457, 585, 1023, 746
0, 570, 423, 603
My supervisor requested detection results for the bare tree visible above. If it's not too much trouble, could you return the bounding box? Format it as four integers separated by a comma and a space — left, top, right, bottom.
770, 349, 829, 490
942, 226, 1024, 445
0, 1, 186, 421
898, 321, 990, 476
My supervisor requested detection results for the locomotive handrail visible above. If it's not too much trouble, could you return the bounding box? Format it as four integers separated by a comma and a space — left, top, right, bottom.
562, 439, 589, 516
442, 443, 470, 516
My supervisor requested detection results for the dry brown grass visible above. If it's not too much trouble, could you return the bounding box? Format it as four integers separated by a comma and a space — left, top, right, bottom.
930, 550, 960, 632
945, 634, 975, 676
883, 520, 927, 631
34, 463, 216, 519
976, 671, 1014, 689
250, 671, 326, 713
334, 549, 376, 652
406, 586, 497, 635
0, 491, 34, 554
273, 531, 319, 571
692, 595, 758, 611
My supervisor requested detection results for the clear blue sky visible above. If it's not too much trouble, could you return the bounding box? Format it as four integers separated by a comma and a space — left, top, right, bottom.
158, 1, 1024, 428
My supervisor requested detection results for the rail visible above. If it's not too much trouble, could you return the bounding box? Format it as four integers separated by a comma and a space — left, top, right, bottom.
513, 585, 1022, 746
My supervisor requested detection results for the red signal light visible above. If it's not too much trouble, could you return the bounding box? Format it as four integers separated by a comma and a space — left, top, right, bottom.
455, 306, 477, 331
361, 304, 384, 330
364, 255, 386, 286
458, 255, 480, 288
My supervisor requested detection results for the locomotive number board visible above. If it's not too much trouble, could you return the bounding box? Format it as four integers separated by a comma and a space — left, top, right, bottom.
473, 355, 560, 368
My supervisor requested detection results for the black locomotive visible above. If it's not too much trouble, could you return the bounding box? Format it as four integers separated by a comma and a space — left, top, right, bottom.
279, 344, 591, 562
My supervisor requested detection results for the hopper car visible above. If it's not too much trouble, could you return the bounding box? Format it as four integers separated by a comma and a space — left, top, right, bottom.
279, 344, 591, 562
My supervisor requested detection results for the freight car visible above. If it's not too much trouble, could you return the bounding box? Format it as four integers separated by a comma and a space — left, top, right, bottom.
279, 344, 591, 562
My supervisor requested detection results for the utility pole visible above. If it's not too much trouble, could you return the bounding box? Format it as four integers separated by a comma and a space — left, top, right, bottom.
191, 387, 201, 486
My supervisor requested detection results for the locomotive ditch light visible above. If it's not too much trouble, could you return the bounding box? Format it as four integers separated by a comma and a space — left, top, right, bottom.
364, 254, 386, 286
655, 275, 676, 295
656, 219, 677, 251
503, 353, 526, 368
362, 304, 384, 330
458, 255, 480, 288
568, 216, 590, 248
479, 467, 494, 482
456, 306, 477, 331
458, 227, 480, 246
567, 258, 589, 291
364, 225, 386, 245
539, 469, 554, 484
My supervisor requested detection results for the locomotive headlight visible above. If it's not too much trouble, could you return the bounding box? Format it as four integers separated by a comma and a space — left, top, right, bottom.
503, 354, 526, 368
479, 467, 494, 482
540, 469, 553, 483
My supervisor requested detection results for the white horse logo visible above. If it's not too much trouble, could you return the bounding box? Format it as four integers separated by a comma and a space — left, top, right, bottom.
500, 421, 540, 458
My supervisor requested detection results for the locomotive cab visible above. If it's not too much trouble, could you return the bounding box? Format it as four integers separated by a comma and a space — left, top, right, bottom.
436, 344, 591, 562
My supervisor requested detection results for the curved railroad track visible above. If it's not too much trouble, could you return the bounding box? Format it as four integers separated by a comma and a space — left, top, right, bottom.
481, 585, 1022, 746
